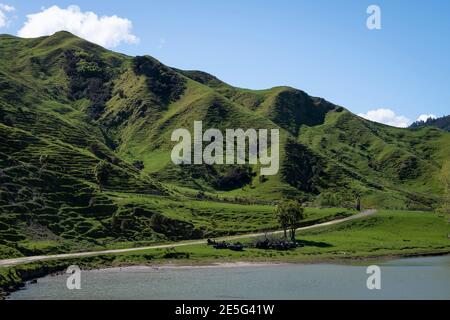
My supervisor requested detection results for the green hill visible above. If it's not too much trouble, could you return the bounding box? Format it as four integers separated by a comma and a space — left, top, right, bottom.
1, 31, 449, 258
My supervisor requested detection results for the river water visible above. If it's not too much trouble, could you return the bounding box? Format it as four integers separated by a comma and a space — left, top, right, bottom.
7, 255, 450, 300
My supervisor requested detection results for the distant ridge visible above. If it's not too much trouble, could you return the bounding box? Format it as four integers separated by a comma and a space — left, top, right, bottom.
410, 115, 450, 131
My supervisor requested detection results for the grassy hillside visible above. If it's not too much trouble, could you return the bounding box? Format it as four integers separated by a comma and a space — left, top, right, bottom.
1, 31, 449, 259
299, 111, 450, 208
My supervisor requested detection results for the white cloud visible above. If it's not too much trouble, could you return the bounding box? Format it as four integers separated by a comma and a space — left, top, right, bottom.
416, 114, 437, 122
0, 3, 15, 28
17, 5, 139, 48
0, 3, 14, 12
0, 11, 5, 28
358, 108, 411, 128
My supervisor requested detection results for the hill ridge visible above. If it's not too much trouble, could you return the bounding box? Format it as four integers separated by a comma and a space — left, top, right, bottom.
1, 31, 449, 258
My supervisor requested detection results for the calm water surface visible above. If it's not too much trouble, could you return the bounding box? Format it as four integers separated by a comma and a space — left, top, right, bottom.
8, 255, 450, 300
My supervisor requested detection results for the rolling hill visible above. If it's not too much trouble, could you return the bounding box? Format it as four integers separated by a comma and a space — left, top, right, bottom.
1, 31, 449, 258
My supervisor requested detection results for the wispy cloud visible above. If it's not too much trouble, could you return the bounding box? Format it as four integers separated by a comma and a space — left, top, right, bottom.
17, 5, 139, 48
0, 3, 15, 28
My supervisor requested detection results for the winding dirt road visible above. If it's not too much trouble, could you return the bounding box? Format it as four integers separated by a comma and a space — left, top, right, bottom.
0, 209, 376, 267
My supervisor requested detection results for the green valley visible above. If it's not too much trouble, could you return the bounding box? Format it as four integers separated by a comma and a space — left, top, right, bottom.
0, 30, 449, 272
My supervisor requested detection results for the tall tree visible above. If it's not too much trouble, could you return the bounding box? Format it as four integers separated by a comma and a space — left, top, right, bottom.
276, 203, 290, 238
288, 201, 305, 242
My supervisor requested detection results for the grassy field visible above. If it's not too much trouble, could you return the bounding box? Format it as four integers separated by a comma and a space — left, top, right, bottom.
103, 209, 450, 263
110, 193, 353, 236
1, 209, 449, 296
0, 193, 353, 259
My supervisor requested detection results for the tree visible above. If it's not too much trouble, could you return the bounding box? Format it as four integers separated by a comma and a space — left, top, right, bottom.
277, 199, 305, 241
276, 203, 290, 238
287, 201, 305, 242
356, 194, 361, 211
350, 189, 363, 211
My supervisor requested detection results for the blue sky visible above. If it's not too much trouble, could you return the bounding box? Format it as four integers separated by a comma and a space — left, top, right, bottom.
1, 0, 449, 126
